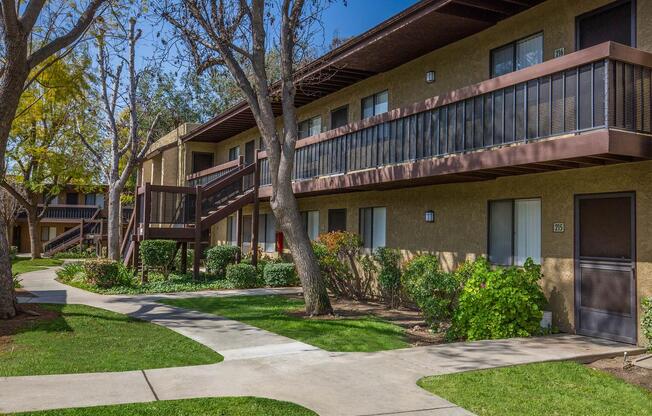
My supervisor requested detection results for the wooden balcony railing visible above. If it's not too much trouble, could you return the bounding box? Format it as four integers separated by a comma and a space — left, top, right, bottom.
16, 204, 102, 221
186, 157, 243, 187
253, 42, 652, 186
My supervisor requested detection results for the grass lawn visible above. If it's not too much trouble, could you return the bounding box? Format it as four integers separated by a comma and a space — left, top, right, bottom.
161, 295, 410, 352
12, 397, 317, 416
12, 258, 63, 275
0, 304, 222, 377
418, 361, 652, 416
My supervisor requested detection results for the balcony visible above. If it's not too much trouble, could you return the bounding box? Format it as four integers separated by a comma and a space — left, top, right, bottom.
189, 42, 652, 197
16, 204, 102, 222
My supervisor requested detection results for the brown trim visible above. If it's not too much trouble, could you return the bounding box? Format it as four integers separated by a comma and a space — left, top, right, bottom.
257, 129, 652, 198
186, 158, 240, 181
255, 42, 652, 160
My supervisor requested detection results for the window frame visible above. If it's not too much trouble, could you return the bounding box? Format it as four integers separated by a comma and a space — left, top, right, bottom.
359, 206, 387, 250
487, 197, 541, 266
301, 210, 320, 241
490, 32, 544, 78
298, 115, 322, 139
361, 90, 389, 120
227, 146, 240, 162
330, 105, 349, 129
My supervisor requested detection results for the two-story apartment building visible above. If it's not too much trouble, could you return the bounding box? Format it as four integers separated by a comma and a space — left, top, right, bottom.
136, 0, 652, 346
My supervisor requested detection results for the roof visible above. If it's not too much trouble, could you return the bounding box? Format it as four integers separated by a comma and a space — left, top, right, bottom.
184, 0, 544, 144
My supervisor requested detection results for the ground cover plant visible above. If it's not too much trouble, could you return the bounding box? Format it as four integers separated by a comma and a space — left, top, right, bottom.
12, 397, 317, 416
161, 295, 410, 352
418, 361, 652, 416
0, 304, 222, 376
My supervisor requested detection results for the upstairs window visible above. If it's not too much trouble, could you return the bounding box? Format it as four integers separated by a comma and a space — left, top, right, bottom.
84, 193, 96, 205
228, 146, 240, 161
361, 90, 388, 119
491, 33, 543, 78
359, 207, 386, 250
298, 116, 322, 139
330, 105, 349, 129
192, 152, 214, 173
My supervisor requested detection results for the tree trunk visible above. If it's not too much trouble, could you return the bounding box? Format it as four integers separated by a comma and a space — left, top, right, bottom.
27, 210, 42, 259
107, 187, 122, 261
271, 180, 332, 316
0, 218, 16, 319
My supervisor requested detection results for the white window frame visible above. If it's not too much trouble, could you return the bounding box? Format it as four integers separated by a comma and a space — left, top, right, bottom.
488, 198, 541, 266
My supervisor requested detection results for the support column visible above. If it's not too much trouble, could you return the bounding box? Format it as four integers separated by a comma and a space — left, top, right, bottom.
236, 208, 243, 262
193, 186, 202, 280
141, 183, 151, 283
251, 150, 260, 267
180, 242, 188, 274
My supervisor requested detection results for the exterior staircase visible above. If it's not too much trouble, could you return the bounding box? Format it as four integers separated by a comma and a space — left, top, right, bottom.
122, 156, 260, 275
43, 208, 103, 256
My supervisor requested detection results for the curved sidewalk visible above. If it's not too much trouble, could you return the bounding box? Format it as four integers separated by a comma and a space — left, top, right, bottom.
1, 267, 643, 416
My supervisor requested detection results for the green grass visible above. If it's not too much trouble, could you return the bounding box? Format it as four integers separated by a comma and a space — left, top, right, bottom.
0, 304, 222, 376
11, 258, 63, 275
161, 295, 410, 352
418, 361, 652, 416
12, 397, 317, 415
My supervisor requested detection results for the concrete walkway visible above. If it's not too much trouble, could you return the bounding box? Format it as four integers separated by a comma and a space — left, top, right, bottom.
1, 267, 644, 416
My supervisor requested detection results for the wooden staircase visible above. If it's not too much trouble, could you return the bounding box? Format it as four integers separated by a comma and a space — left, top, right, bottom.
123, 155, 261, 276
43, 208, 103, 257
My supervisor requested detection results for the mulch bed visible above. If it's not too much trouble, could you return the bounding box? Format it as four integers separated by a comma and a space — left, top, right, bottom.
587, 356, 652, 392
0, 304, 60, 352
285, 294, 445, 346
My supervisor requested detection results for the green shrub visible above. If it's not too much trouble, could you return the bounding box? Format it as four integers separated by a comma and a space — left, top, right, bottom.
402, 254, 460, 330
12, 273, 21, 288
9, 246, 17, 260
225, 263, 260, 288
374, 247, 402, 308
450, 257, 547, 341
174, 248, 194, 271
205, 245, 240, 277
139, 240, 177, 279
56, 262, 85, 282
83, 259, 123, 288
53, 247, 95, 259
642, 297, 652, 351
264, 262, 298, 287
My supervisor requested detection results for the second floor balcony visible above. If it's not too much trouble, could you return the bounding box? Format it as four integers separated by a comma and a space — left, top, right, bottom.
187, 42, 652, 196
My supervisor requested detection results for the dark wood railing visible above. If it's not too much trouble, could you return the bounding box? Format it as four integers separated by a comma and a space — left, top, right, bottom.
43, 207, 103, 255
16, 204, 102, 221
186, 157, 243, 187
254, 42, 652, 186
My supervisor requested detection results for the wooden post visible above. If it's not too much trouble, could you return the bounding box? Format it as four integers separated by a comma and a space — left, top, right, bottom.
251, 150, 260, 267
236, 208, 243, 262
79, 218, 84, 252
193, 186, 202, 280
141, 183, 151, 283
132, 184, 140, 269
180, 242, 188, 274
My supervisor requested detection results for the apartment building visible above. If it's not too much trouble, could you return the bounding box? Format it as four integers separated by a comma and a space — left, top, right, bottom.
136, 0, 652, 345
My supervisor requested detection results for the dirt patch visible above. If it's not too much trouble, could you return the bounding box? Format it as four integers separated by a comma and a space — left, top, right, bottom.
0, 304, 60, 352
587, 356, 652, 392
285, 295, 445, 345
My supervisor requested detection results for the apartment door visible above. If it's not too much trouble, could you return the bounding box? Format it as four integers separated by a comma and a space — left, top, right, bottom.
575, 193, 636, 344
576, 1, 634, 50
328, 209, 346, 232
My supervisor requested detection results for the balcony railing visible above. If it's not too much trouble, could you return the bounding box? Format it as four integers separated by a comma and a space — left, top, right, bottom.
253, 42, 652, 186
186, 157, 242, 187
16, 204, 101, 221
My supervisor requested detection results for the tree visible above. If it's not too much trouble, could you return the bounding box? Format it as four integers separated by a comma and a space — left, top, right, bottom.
0, 0, 106, 319
0, 183, 19, 245
79, 15, 160, 261
2, 54, 98, 259
161, 0, 333, 315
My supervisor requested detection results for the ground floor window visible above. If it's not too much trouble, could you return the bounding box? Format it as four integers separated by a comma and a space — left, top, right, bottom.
239, 213, 277, 253
301, 211, 320, 240
226, 215, 238, 245
488, 198, 541, 266
359, 207, 386, 250
40, 226, 56, 242
328, 208, 346, 232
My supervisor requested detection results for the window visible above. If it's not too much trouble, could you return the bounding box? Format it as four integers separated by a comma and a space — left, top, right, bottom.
258, 213, 277, 252
491, 33, 543, 77
488, 198, 541, 266
192, 152, 214, 173
84, 193, 96, 205
359, 207, 386, 250
66, 192, 78, 205
330, 105, 349, 129
226, 215, 238, 245
328, 209, 347, 232
298, 116, 322, 139
577, 1, 634, 50
228, 146, 240, 162
41, 226, 56, 242
361, 90, 388, 119
301, 211, 320, 240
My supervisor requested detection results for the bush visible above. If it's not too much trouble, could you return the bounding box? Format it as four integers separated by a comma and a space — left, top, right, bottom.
139, 240, 177, 279
56, 262, 85, 282
9, 246, 17, 260
374, 247, 402, 308
402, 254, 460, 330
450, 257, 547, 341
206, 245, 240, 277
314, 231, 372, 300
642, 297, 652, 351
53, 247, 95, 259
264, 263, 298, 287
12, 273, 21, 288
225, 263, 260, 288
83, 259, 125, 288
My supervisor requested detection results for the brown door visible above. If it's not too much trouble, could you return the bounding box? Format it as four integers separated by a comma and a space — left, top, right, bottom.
575, 193, 636, 344
576, 1, 634, 50
328, 209, 346, 232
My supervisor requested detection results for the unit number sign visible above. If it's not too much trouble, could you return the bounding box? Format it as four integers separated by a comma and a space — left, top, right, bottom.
553, 223, 565, 233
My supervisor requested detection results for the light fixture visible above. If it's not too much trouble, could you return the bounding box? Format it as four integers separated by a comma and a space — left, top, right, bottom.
425, 70, 436, 83
424, 210, 435, 223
